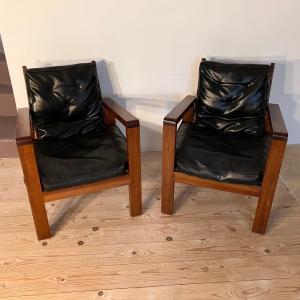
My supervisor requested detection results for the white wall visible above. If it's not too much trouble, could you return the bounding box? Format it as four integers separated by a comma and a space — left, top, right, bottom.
1, 0, 300, 150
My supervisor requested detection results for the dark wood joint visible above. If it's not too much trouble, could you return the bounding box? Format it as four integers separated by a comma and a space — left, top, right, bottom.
103, 97, 140, 128
16, 107, 34, 146
267, 103, 288, 141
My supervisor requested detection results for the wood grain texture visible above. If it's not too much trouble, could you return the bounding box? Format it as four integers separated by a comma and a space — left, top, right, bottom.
1, 149, 300, 299
252, 139, 287, 234
126, 126, 142, 216
17, 143, 51, 240
175, 172, 261, 197
43, 175, 130, 202
161, 124, 176, 214
4, 278, 300, 300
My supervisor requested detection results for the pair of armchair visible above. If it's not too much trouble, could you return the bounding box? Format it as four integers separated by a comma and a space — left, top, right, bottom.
16, 59, 287, 240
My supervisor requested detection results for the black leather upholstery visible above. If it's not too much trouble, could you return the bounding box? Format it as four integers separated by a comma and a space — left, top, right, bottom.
175, 123, 271, 185
24, 62, 105, 139
196, 60, 272, 135
35, 126, 127, 191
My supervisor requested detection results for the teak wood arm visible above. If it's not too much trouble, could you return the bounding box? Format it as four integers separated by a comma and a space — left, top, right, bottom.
16, 107, 34, 146
161, 95, 196, 213
16, 107, 50, 240
103, 97, 139, 128
252, 102, 288, 233
102, 97, 142, 216
164, 95, 196, 126
267, 103, 288, 141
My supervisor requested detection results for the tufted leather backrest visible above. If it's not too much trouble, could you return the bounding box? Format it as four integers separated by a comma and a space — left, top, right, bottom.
196, 60, 273, 136
23, 62, 105, 139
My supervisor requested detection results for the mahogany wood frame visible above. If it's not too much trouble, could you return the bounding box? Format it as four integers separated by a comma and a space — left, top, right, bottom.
16, 98, 142, 240
161, 95, 288, 234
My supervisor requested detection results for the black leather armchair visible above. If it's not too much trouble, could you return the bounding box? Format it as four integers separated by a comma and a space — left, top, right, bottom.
161, 59, 288, 234
16, 62, 142, 240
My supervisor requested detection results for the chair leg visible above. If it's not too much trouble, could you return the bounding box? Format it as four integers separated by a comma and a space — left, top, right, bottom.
126, 126, 142, 216
18, 144, 51, 240
161, 124, 176, 215
252, 139, 287, 234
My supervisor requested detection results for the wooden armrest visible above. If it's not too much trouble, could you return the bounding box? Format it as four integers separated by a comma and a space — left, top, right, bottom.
103, 98, 139, 128
268, 103, 288, 141
16, 107, 33, 145
164, 95, 196, 126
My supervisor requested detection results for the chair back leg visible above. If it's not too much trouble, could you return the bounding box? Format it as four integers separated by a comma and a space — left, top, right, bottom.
161, 124, 176, 214
18, 144, 51, 240
252, 139, 287, 234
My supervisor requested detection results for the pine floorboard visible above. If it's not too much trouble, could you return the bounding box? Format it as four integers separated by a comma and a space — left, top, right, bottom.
0, 146, 299, 299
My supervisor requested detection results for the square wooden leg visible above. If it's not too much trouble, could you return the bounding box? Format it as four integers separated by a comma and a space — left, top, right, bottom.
18, 144, 51, 240
127, 126, 142, 216
252, 139, 287, 234
161, 124, 176, 215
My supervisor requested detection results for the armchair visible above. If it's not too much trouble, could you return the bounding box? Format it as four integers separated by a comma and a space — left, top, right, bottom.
17, 62, 142, 240
161, 59, 288, 234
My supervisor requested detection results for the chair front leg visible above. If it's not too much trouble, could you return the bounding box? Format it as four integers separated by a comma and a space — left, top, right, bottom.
161, 124, 176, 214
252, 139, 287, 234
126, 126, 142, 216
18, 143, 51, 240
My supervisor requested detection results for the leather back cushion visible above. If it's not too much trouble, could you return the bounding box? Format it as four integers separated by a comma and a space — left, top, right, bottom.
24, 62, 105, 139
196, 60, 272, 135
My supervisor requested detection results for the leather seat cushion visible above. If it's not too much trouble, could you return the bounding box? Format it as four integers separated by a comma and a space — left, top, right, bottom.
175, 123, 271, 185
35, 126, 127, 191
24, 62, 105, 139
196, 60, 271, 136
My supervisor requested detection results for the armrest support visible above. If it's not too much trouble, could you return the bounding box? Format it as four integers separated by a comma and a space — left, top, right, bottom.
103, 98, 139, 128
268, 103, 288, 141
164, 95, 196, 126
16, 107, 33, 146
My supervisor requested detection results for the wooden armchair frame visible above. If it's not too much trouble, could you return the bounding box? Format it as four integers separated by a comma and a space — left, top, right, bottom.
161, 95, 288, 234
16, 98, 142, 240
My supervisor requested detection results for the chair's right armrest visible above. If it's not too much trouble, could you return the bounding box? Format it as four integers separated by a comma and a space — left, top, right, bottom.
163, 95, 196, 126
268, 103, 288, 141
16, 107, 33, 146
103, 98, 139, 128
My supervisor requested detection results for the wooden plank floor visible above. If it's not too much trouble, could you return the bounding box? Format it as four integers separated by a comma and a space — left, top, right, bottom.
0, 146, 300, 299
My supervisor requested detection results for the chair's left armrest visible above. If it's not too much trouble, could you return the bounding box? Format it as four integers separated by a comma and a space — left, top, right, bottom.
268, 103, 288, 141
16, 107, 33, 146
103, 98, 139, 128
164, 95, 196, 126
